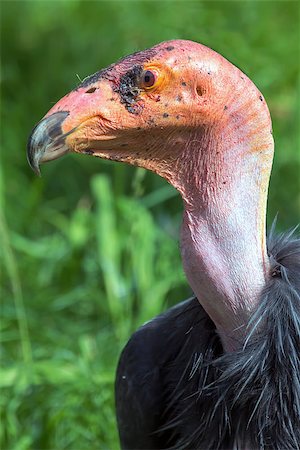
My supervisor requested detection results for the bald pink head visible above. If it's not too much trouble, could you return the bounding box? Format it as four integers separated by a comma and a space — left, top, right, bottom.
28, 40, 273, 191
27, 40, 275, 350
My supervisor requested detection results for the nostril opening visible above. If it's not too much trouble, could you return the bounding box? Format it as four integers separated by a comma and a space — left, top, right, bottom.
85, 87, 97, 94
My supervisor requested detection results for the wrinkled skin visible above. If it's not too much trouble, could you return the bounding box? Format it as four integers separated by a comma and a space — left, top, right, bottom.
28, 39, 274, 350
29, 40, 265, 190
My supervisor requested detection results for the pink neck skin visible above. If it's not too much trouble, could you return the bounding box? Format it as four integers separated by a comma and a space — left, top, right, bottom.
175, 103, 274, 352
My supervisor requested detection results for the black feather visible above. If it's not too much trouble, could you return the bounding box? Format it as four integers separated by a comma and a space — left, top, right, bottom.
116, 227, 300, 449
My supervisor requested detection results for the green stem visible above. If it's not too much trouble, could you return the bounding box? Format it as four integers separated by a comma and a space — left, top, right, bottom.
0, 209, 33, 366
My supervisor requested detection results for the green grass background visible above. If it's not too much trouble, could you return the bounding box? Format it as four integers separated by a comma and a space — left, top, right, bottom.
1, 1, 299, 449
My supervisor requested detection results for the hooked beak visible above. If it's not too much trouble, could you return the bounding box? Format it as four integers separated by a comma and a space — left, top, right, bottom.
26, 78, 122, 175
27, 111, 73, 176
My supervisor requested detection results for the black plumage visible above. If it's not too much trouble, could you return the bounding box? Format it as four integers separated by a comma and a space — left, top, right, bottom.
116, 226, 300, 449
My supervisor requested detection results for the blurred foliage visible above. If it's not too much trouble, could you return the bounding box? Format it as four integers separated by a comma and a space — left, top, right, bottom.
1, 1, 299, 449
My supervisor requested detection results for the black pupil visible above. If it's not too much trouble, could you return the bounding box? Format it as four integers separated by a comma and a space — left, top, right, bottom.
143, 71, 155, 86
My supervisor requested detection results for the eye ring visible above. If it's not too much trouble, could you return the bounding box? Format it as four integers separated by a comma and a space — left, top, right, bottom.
140, 69, 158, 90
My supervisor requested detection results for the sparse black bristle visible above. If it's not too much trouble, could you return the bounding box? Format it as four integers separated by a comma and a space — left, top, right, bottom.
116, 225, 300, 449
164, 226, 300, 449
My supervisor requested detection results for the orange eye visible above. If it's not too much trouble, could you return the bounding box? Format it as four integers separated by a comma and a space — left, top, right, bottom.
141, 70, 158, 89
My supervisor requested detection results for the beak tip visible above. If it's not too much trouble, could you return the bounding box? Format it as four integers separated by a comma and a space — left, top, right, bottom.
26, 142, 41, 176
26, 111, 70, 175
32, 164, 42, 177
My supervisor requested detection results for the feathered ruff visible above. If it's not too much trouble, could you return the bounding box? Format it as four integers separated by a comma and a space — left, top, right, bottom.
162, 227, 300, 449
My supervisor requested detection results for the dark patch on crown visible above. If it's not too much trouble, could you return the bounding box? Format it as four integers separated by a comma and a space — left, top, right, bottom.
74, 47, 158, 91
166, 45, 174, 51
116, 65, 144, 114
74, 68, 112, 90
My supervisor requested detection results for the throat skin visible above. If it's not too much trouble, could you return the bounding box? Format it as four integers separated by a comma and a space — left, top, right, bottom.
177, 116, 274, 352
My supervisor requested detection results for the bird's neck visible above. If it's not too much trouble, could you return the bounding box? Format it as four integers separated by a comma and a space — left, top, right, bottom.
178, 116, 274, 351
